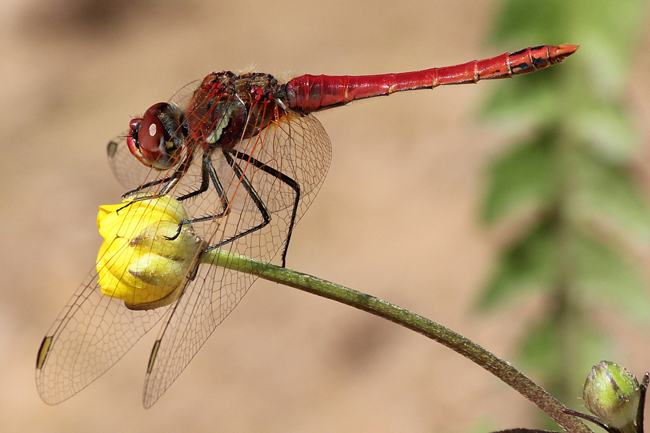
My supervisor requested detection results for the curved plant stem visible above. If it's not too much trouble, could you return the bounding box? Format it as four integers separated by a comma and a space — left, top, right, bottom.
202, 249, 592, 433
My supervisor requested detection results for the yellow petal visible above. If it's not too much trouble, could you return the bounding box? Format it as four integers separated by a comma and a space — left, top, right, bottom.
96, 196, 202, 309
97, 196, 189, 240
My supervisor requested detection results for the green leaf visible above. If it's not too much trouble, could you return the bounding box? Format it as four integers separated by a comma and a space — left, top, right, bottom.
480, 68, 565, 127
478, 222, 557, 310
482, 0, 649, 424
572, 229, 650, 322
576, 328, 615, 380
491, 0, 645, 97
519, 316, 563, 375
519, 316, 612, 407
482, 134, 557, 224
490, 0, 572, 46
568, 0, 645, 94
571, 103, 638, 163
570, 150, 650, 241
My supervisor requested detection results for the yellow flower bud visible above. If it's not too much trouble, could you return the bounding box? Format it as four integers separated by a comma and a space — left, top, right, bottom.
96, 196, 205, 310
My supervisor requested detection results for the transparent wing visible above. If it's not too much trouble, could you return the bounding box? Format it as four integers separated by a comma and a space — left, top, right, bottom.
140, 112, 331, 407
35, 269, 168, 405
49, 84, 330, 406
106, 79, 201, 193
107, 133, 155, 191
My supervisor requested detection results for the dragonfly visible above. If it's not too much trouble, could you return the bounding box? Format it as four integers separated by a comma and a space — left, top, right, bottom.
36, 44, 578, 408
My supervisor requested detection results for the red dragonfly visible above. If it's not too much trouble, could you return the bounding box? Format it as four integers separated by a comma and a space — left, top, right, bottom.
36, 45, 577, 407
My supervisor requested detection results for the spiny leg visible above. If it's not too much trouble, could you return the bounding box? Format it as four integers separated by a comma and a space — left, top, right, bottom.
203, 149, 272, 250
117, 151, 195, 213
165, 148, 273, 248
175, 156, 210, 202
165, 152, 230, 240
230, 150, 300, 267
121, 151, 194, 199
155, 148, 300, 269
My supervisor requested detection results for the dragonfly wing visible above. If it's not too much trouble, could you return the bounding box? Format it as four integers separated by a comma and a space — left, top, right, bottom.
36, 269, 167, 405
107, 134, 162, 192
42, 86, 332, 406
142, 260, 251, 407
106, 80, 201, 192
141, 112, 332, 406
237, 111, 333, 214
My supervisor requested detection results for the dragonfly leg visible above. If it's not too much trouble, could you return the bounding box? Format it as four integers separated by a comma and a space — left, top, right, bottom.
175, 152, 227, 206
203, 149, 272, 251
228, 150, 301, 268
117, 150, 195, 212
117, 171, 182, 213
165, 149, 274, 250
164, 153, 230, 240
121, 154, 192, 199
144, 148, 300, 269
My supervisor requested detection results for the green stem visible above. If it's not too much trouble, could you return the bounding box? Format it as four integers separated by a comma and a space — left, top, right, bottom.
202, 249, 592, 433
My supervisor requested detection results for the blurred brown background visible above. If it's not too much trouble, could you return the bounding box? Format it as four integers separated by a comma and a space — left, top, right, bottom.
2, 0, 650, 431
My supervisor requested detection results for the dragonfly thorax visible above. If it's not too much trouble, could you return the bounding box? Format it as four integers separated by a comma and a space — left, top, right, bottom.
186, 71, 284, 150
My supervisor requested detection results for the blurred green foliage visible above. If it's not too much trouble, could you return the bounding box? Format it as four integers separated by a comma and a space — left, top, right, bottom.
478, 0, 650, 424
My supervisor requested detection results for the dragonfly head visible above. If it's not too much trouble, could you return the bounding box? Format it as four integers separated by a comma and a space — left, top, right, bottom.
127, 102, 185, 170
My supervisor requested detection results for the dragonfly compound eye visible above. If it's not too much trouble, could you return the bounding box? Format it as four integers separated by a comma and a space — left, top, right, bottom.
138, 115, 169, 167
130, 103, 183, 170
